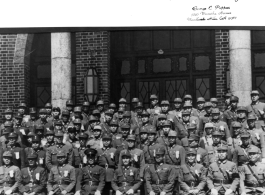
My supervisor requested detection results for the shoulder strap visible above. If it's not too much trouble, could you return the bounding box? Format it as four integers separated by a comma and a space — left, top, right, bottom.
246, 164, 262, 184
161, 137, 175, 164
185, 164, 197, 180
216, 162, 228, 180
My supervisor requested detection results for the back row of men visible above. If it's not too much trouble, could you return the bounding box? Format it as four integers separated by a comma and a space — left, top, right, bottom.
1, 90, 265, 195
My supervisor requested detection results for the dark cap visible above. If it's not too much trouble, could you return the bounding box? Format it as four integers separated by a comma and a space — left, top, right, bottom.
110, 119, 118, 126
54, 120, 63, 126
135, 102, 143, 108
160, 100, 170, 105
45, 129, 55, 136
182, 110, 191, 115
29, 107, 37, 114
150, 94, 158, 100
141, 110, 150, 116
174, 98, 182, 103
163, 120, 171, 127
240, 130, 251, 138
132, 98, 139, 103
127, 134, 136, 141
45, 103, 52, 108
247, 114, 256, 120
157, 114, 167, 120
84, 148, 97, 157
4, 121, 13, 127
212, 108, 220, 114
121, 150, 132, 158
27, 152, 38, 159
212, 130, 222, 136
217, 144, 228, 151
237, 106, 247, 112
32, 135, 40, 142
52, 107, 61, 112
225, 93, 232, 98
18, 103, 27, 108
55, 131, 64, 137
123, 111, 131, 117
197, 97, 205, 103
39, 108, 47, 114
4, 108, 13, 114
251, 90, 259, 95
203, 102, 213, 108
79, 132, 88, 139
139, 126, 148, 134
105, 109, 114, 115
8, 132, 18, 138
102, 134, 112, 140
155, 147, 166, 155
73, 119, 82, 124
148, 127, 157, 134
83, 102, 90, 107
74, 106, 82, 113
187, 123, 197, 130
68, 126, 77, 133
66, 100, 74, 106
62, 110, 70, 116
15, 113, 23, 119
35, 125, 44, 131
57, 150, 67, 157
92, 109, 101, 115
186, 148, 197, 155
210, 98, 218, 103
89, 115, 98, 122
3, 128, 13, 135
27, 132, 36, 137
121, 124, 130, 130
230, 96, 239, 102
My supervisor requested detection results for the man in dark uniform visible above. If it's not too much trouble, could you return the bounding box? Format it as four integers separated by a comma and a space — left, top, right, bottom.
207, 144, 239, 195
118, 98, 128, 111
61, 110, 71, 133
222, 96, 239, 129
135, 110, 152, 138
0, 108, 15, 136
179, 148, 207, 195
25, 107, 38, 133
43, 129, 55, 151
108, 120, 122, 148
66, 100, 75, 120
47, 150, 76, 195
50, 107, 62, 127
75, 148, 105, 195
235, 106, 248, 130
137, 126, 150, 150
35, 108, 53, 132
112, 150, 142, 195
147, 94, 161, 125
86, 125, 104, 150
193, 97, 206, 118
131, 97, 140, 116
246, 90, 265, 128
85, 115, 100, 138
131, 102, 143, 129
82, 101, 90, 122
0, 132, 26, 169
46, 131, 73, 171
100, 109, 113, 136
18, 103, 30, 123
96, 100, 105, 123
109, 103, 118, 120
19, 152, 47, 195
144, 147, 177, 195
168, 98, 183, 121
45, 103, 53, 122
72, 106, 88, 130
0, 151, 21, 195
239, 146, 265, 195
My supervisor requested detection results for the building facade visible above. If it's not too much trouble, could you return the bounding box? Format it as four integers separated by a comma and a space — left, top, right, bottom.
0, 29, 265, 121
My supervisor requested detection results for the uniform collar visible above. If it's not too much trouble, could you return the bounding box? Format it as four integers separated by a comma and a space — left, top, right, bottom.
123, 165, 130, 170
187, 162, 196, 167
56, 143, 64, 148
218, 159, 227, 164
4, 165, 11, 168
88, 164, 95, 168
252, 101, 259, 105
103, 147, 110, 151
59, 164, 66, 167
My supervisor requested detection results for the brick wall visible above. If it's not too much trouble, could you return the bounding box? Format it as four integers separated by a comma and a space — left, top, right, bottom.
0, 34, 32, 123
75, 31, 110, 106
215, 30, 229, 111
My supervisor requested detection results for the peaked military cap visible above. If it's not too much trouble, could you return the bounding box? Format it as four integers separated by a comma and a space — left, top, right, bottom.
237, 106, 247, 112
127, 135, 136, 141
109, 103, 117, 109
66, 100, 74, 106
54, 121, 63, 126
57, 150, 67, 157
92, 109, 101, 115
83, 101, 90, 106
135, 102, 143, 108
189, 141, 199, 148
27, 132, 36, 137
132, 98, 139, 103
39, 108, 47, 114
247, 146, 261, 154
160, 100, 170, 105
3, 151, 12, 157
68, 126, 77, 133
121, 150, 131, 158
168, 130, 177, 137
32, 135, 40, 142
155, 147, 166, 155
102, 134, 112, 140
212, 130, 222, 136
217, 144, 228, 151
74, 106, 82, 113
184, 94, 192, 100
188, 134, 200, 141
148, 126, 157, 134
247, 114, 256, 120
203, 102, 213, 108
105, 109, 114, 115
186, 148, 197, 155
89, 115, 98, 122
121, 124, 130, 130
45, 103, 52, 108
182, 110, 191, 115
93, 125, 102, 131
27, 152, 38, 159
232, 121, 242, 128
73, 119, 82, 124
163, 120, 171, 126
139, 126, 148, 134
118, 107, 125, 113
174, 98, 182, 103
157, 114, 167, 120
45, 129, 55, 136
210, 98, 218, 103
29, 107, 37, 114
205, 123, 214, 128
230, 96, 239, 102
212, 108, 220, 114
62, 110, 70, 116
18, 103, 27, 108
4, 108, 13, 114
8, 132, 18, 138
251, 90, 259, 95
52, 107, 61, 112
225, 93, 232, 98
197, 97, 205, 102
110, 119, 119, 126
84, 148, 97, 157
15, 113, 23, 119
123, 111, 131, 117
141, 110, 150, 116
187, 123, 197, 130
55, 131, 64, 137
79, 132, 88, 139
35, 125, 44, 130
183, 102, 192, 108
119, 98, 127, 103
150, 94, 158, 100
4, 121, 13, 127
240, 130, 251, 138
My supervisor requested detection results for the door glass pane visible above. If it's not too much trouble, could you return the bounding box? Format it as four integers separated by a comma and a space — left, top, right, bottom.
178, 56, 188, 71
194, 55, 210, 71
176, 80, 187, 98
166, 80, 176, 102
256, 77, 265, 100
138, 60, 146, 73
139, 82, 149, 105
120, 82, 131, 109
37, 87, 51, 107
149, 82, 159, 96
254, 53, 265, 68
153, 58, 171, 73
196, 78, 210, 100
121, 60, 130, 75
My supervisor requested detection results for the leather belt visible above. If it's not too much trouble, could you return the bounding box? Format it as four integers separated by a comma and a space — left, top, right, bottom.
213, 179, 231, 185
118, 182, 134, 187
151, 180, 167, 185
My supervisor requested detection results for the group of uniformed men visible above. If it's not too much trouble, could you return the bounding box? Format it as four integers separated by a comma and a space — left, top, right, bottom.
1, 90, 265, 195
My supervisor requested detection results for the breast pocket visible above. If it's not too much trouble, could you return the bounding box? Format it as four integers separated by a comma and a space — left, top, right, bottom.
22, 174, 30, 184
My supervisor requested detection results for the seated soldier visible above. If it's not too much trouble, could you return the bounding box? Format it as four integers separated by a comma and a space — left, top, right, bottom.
86, 125, 104, 150
19, 152, 47, 195
239, 146, 265, 195
47, 150, 76, 195
144, 147, 176, 195
0, 151, 21, 195
207, 145, 239, 195
179, 148, 207, 195
112, 150, 142, 195
75, 148, 105, 195
201, 123, 214, 148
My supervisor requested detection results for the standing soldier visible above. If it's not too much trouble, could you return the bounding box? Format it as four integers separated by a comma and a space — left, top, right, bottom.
19, 152, 47, 195
207, 144, 239, 195
131, 97, 140, 116
222, 96, 239, 129
96, 100, 105, 123
86, 125, 104, 150
0, 132, 26, 169
0, 108, 14, 136
246, 90, 265, 128
100, 109, 114, 135
144, 147, 176, 195
24, 135, 46, 168
229, 122, 243, 152
239, 146, 265, 195
66, 100, 75, 120
131, 102, 143, 129
61, 110, 71, 133
118, 135, 145, 179
109, 103, 118, 120
82, 102, 90, 124
193, 97, 206, 118
179, 148, 207, 195
75, 148, 105, 195
72, 106, 88, 131
200, 123, 214, 148
112, 150, 142, 195
35, 125, 47, 147
72, 132, 89, 169
165, 131, 186, 166
0, 151, 21, 195
199, 102, 213, 132
18, 103, 30, 123
43, 129, 55, 151
147, 94, 161, 124
45, 103, 53, 122
108, 119, 122, 148
118, 98, 128, 110
135, 110, 152, 137
157, 121, 182, 146
26, 107, 38, 133
47, 150, 76, 195
65, 126, 79, 148
137, 126, 150, 150
45, 131, 73, 171
35, 108, 53, 132
177, 110, 199, 139
85, 115, 100, 138
235, 106, 248, 130
168, 98, 183, 121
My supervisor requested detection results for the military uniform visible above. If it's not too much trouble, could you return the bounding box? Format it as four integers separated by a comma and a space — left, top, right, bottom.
47, 151, 76, 195
144, 147, 176, 195
112, 150, 142, 193
179, 148, 207, 195
19, 153, 47, 195
207, 145, 239, 195
75, 148, 106, 195
221, 96, 239, 129
0, 151, 21, 195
